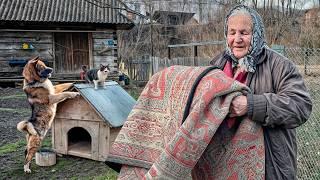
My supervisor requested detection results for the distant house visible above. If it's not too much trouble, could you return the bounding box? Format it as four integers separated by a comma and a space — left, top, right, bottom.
304, 8, 320, 26
53, 82, 136, 161
0, 0, 134, 79
152, 10, 195, 45
122, 0, 216, 23
152, 10, 195, 25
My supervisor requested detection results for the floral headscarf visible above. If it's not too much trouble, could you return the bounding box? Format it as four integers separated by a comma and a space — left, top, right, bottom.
225, 5, 267, 73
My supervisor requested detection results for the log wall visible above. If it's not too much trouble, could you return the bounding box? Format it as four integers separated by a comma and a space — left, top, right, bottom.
92, 31, 118, 71
0, 30, 119, 78
0, 31, 54, 77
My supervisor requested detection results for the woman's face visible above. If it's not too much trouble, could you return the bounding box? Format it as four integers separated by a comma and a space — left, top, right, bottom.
227, 14, 253, 59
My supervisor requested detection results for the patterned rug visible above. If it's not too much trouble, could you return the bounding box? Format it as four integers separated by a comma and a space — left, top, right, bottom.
107, 66, 265, 179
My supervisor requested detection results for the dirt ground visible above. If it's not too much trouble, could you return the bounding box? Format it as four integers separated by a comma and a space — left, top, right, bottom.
0, 87, 118, 180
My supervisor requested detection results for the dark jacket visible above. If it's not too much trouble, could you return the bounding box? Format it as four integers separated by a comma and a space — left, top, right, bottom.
211, 47, 313, 180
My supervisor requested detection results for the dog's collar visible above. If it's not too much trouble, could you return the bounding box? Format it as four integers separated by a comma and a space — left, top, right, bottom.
23, 79, 43, 90
27, 81, 37, 86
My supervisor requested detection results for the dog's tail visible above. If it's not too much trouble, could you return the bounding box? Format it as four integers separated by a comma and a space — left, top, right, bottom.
17, 120, 37, 136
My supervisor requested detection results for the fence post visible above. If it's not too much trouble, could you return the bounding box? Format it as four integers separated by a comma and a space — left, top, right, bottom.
194, 46, 198, 66
149, 56, 152, 80
304, 48, 309, 75
128, 57, 132, 80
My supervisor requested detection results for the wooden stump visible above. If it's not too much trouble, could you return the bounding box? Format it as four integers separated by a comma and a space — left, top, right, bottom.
35, 149, 56, 166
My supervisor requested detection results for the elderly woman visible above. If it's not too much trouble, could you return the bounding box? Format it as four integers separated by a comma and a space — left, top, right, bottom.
211, 5, 312, 180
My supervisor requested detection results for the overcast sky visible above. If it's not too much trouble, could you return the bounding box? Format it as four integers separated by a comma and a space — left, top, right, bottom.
302, 1, 319, 9
246, 0, 319, 9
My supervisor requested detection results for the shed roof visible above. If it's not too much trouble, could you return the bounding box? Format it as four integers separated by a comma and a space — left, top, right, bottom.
152, 10, 195, 25
0, 0, 133, 27
74, 81, 136, 127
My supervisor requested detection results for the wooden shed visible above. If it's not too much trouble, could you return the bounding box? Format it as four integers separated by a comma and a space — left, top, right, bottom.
0, 0, 134, 80
52, 81, 136, 161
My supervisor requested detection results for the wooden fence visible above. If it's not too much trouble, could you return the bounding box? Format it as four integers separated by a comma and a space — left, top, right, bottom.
128, 56, 212, 83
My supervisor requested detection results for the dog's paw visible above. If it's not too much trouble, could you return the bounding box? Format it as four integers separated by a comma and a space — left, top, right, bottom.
70, 92, 80, 98
24, 165, 31, 173
24, 169, 31, 173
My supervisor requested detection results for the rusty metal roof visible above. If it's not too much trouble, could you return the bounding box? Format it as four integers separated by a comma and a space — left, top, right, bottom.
74, 81, 136, 127
0, 0, 132, 25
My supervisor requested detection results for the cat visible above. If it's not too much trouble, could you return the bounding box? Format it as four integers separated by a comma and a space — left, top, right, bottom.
85, 64, 110, 89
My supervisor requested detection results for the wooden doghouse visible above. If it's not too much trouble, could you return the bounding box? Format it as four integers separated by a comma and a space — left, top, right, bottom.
52, 81, 136, 161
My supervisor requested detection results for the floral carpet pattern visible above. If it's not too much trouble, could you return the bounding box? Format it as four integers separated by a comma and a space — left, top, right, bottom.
108, 66, 265, 179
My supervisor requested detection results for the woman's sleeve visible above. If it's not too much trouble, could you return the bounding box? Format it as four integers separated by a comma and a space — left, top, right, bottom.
247, 59, 313, 129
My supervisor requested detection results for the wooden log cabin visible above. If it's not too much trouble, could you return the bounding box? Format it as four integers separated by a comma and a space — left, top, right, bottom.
0, 0, 134, 82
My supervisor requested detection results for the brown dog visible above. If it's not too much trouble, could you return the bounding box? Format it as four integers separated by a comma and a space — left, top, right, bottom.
17, 56, 79, 173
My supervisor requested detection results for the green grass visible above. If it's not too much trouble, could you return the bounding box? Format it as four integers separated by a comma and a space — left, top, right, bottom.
0, 137, 51, 156
3, 167, 26, 178
89, 170, 118, 180
0, 140, 26, 155
0, 107, 30, 114
126, 88, 142, 100
0, 94, 26, 100
41, 137, 52, 148
70, 170, 118, 180
51, 158, 74, 171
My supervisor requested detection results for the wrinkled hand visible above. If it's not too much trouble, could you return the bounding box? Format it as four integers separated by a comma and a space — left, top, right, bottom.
229, 95, 248, 117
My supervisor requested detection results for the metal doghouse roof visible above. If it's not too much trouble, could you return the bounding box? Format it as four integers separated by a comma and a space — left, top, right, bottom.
74, 81, 136, 127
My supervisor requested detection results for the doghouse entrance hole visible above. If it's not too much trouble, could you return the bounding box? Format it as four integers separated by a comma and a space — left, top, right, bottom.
67, 127, 91, 155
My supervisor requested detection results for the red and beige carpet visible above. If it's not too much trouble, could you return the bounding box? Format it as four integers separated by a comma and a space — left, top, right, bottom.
108, 66, 265, 179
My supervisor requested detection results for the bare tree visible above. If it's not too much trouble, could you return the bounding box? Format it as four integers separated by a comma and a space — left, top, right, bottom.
95, 0, 319, 61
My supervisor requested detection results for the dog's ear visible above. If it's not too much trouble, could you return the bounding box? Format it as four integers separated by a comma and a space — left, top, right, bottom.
29, 56, 39, 64
22, 62, 35, 83
23, 57, 40, 83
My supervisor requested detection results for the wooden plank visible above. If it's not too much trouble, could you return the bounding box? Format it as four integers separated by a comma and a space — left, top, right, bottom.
56, 97, 102, 121
72, 33, 89, 69
93, 39, 117, 45
0, 49, 53, 59
52, 118, 66, 153
0, 32, 52, 38
78, 120, 100, 160
88, 32, 94, 69
0, 78, 87, 83
59, 119, 100, 160
0, 59, 52, 76
93, 55, 116, 62
109, 128, 120, 149
0, 56, 53, 62
52, 120, 55, 151
0, 43, 52, 50
93, 56, 117, 70
0, 66, 23, 73
93, 44, 110, 51
0, 60, 24, 68
98, 123, 110, 161
92, 31, 115, 39
54, 32, 89, 73
68, 142, 91, 156
0, 37, 53, 43
51, 73, 81, 79
92, 50, 113, 56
